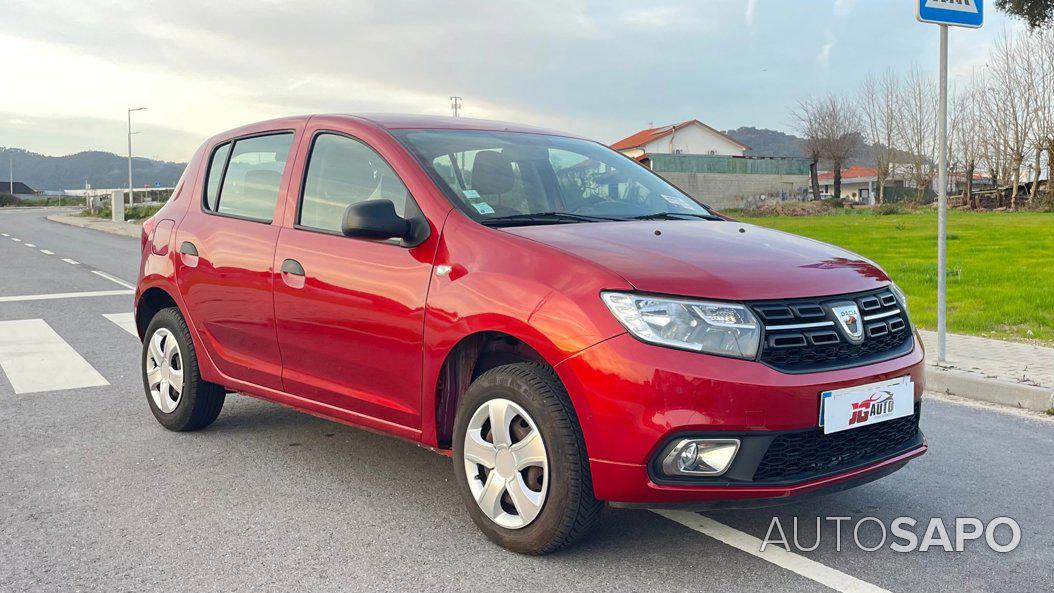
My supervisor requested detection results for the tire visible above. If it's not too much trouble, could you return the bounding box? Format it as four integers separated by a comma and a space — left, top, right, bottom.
452, 362, 602, 554
141, 307, 226, 431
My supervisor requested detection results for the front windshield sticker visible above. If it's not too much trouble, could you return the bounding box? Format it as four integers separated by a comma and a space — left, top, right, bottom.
471, 201, 496, 215
463, 189, 481, 199
661, 194, 696, 210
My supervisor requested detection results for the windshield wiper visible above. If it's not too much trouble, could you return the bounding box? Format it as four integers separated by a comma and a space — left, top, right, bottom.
481, 212, 623, 226
625, 212, 722, 221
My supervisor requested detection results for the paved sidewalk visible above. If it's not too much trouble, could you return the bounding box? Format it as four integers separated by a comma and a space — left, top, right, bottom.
46, 213, 142, 238
920, 329, 1054, 412
920, 330, 1053, 388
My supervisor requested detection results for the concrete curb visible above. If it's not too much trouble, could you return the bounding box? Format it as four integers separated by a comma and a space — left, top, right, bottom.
925, 366, 1054, 413
46, 214, 142, 238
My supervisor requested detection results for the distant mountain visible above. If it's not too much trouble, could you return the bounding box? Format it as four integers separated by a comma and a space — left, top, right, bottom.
0, 147, 187, 191
724, 126, 807, 159
724, 127, 891, 168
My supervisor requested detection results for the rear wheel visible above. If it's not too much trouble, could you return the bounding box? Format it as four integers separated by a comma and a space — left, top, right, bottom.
452, 362, 601, 554
142, 307, 225, 431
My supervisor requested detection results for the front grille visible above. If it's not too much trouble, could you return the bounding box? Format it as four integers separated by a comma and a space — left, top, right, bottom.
752, 288, 913, 373
752, 403, 921, 483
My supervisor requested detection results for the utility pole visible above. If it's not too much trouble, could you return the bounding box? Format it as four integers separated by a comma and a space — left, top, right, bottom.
450, 96, 462, 117
125, 106, 147, 221
8, 157, 12, 197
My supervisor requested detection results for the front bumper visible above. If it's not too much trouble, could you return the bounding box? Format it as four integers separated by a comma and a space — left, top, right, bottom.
554, 332, 926, 505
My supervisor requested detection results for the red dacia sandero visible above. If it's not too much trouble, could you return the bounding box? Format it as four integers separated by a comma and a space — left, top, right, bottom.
135, 114, 926, 554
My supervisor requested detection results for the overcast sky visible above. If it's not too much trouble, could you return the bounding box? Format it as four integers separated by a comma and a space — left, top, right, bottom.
0, 0, 1025, 162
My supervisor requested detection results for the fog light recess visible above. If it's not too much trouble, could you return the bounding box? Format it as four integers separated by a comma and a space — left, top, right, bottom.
660, 439, 740, 477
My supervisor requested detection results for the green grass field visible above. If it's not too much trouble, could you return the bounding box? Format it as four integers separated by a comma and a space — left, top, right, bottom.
735, 209, 1054, 345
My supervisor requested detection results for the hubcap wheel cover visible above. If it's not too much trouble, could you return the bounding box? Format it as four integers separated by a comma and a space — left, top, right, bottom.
146, 328, 184, 414
463, 398, 549, 530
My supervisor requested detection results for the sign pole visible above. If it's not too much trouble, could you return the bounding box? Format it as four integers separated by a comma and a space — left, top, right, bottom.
937, 24, 948, 363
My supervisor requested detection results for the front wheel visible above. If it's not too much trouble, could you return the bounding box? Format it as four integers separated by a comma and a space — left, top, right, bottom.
141, 307, 226, 431
452, 362, 602, 554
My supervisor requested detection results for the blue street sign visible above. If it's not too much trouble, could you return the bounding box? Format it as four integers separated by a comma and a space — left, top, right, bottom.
917, 0, 983, 28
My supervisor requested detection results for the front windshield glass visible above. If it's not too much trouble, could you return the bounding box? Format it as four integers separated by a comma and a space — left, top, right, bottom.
393, 129, 715, 225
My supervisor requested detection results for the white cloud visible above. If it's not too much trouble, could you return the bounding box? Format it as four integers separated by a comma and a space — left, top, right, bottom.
816, 32, 835, 69
833, 0, 856, 21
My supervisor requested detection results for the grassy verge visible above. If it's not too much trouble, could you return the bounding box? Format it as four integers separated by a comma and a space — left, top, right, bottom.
734, 209, 1054, 345
82, 203, 164, 221
1, 194, 84, 207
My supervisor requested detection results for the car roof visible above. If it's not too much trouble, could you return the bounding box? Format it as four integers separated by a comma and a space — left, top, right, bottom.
210, 113, 582, 143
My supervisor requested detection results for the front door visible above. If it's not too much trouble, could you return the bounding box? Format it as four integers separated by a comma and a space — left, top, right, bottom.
273, 131, 437, 428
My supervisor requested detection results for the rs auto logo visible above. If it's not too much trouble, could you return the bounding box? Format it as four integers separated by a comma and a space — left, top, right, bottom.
849, 390, 896, 425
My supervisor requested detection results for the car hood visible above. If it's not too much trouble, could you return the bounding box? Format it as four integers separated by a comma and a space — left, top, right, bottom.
501, 220, 890, 301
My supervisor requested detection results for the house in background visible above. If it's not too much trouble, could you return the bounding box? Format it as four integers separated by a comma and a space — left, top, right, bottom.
0, 181, 40, 199
609, 119, 811, 209
612, 119, 749, 159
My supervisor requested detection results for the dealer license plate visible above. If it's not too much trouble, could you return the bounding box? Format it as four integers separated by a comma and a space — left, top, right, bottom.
820, 377, 915, 435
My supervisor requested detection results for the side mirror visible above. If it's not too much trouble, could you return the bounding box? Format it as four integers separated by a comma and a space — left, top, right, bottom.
341, 199, 411, 241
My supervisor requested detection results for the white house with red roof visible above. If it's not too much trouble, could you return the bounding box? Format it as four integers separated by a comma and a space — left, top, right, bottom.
816, 166, 881, 203
611, 120, 749, 159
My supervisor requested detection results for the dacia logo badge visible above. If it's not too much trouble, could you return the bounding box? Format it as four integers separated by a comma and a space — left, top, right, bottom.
830, 302, 864, 343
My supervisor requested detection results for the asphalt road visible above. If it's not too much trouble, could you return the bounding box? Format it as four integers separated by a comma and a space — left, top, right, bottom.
1, 207, 1051, 593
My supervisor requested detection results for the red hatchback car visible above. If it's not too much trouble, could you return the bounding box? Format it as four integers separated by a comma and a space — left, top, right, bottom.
135, 114, 926, 554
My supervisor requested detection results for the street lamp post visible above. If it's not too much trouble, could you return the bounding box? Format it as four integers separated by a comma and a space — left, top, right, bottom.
124, 107, 147, 222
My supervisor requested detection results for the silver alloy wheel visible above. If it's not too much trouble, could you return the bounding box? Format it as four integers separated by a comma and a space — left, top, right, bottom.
463, 398, 549, 530
146, 328, 184, 414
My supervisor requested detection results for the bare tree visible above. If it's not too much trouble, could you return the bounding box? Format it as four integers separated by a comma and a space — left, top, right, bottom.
897, 66, 937, 203
987, 30, 1037, 209
793, 97, 825, 200
817, 95, 862, 201
859, 70, 900, 204
952, 74, 984, 208
1029, 29, 1054, 205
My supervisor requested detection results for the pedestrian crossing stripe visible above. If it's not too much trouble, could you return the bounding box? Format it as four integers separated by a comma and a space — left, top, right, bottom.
0, 319, 110, 394
103, 312, 137, 336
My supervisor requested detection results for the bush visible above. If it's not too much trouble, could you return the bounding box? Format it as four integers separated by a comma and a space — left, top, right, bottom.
745, 200, 833, 217
822, 197, 845, 209
875, 203, 908, 215
83, 203, 164, 221
0, 193, 19, 207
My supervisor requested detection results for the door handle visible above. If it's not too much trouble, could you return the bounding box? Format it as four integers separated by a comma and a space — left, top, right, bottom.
281, 259, 305, 276
179, 241, 198, 256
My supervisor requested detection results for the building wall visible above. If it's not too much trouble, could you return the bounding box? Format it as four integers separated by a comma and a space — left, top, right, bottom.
642, 124, 746, 157
658, 171, 811, 210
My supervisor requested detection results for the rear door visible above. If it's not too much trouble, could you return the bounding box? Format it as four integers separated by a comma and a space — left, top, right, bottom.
272, 127, 438, 428
175, 130, 298, 390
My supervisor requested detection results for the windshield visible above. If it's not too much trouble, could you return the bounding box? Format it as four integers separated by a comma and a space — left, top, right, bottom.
393, 129, 716, 226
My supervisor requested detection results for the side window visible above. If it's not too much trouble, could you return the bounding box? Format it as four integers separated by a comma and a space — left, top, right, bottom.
204, 143, 230, 211
298, 133, 411, 233
206, 133, 293, 222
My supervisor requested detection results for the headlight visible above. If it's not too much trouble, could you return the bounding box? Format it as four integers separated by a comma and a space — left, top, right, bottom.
601, 292, 761, 359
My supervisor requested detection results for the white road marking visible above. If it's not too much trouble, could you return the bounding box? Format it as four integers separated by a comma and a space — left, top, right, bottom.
11, 237, 20, 242
90, 270, 136, 290
61, 258, 80, 265
40, 250, 54, 255
0, 319, 109, 394
0, 233, 8, 236
0, 289, 133, 303
103, 313, 137, 336
24, 243, 36, 248
654, 511, 892, 593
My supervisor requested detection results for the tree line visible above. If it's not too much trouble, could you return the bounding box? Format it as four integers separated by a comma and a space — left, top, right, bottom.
793, 28, 1054, 210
